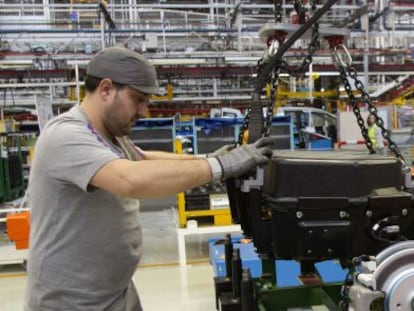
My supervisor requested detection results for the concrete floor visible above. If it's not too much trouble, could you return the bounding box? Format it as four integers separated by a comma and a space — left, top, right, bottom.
0, 199, 227, 311
0, 263, 216, 311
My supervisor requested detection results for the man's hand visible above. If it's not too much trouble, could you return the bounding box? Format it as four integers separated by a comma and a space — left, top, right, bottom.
212, 137, 275, 180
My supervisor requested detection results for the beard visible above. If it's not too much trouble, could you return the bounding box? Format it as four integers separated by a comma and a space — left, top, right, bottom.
104, 92, 136, 137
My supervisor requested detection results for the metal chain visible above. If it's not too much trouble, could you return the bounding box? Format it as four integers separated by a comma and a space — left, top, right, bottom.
241, 0, 321, 143
331, 44, 405, 161
265, 0, 318, 137
310, 0, 320, 50
274, 0, 283, 23
337, 65, 375, 154
294, 0, 307, 24
281, 0, 319, 76
237, 106, 250, 146
346, 66, 405, 161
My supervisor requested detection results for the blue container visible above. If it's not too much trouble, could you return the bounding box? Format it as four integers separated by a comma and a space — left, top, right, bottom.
209, 237, 262, 278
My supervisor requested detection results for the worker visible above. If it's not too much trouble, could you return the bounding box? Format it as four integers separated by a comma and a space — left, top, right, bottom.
24, 46, 275, 311
367, 113, 384, 153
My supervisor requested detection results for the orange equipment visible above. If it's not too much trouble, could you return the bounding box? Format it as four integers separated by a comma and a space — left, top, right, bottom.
6, 211, 30, 249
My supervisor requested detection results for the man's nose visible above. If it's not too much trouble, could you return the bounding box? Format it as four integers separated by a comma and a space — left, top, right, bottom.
136, 104, 148, 118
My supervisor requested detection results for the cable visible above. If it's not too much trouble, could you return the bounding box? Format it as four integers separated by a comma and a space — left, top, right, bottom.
254, 0, 340, 92
371, 216, 405, 243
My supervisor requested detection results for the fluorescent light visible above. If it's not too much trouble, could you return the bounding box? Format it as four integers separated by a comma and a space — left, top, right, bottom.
66, 60, 90, 66
0, 59, 33, 68
149, 58, 207, 65
224, 56, 260, 64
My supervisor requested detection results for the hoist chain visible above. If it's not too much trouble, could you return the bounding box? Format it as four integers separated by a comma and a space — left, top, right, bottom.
347, 66, 405, 162
310, 0, 320, 50
337, 65, 375, 154
331, 45, 405, 162
240, 0, 320, 144
237, 106, 250, 145
294, 0, 307, 24
274, 0, 283, 23
281, 0, 319, 76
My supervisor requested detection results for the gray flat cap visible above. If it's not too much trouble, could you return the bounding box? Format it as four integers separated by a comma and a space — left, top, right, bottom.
86, 46, 163, 96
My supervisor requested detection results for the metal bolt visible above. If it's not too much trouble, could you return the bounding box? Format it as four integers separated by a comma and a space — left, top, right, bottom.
366, 210, 373, 217
307, 249, 312, 254
323, 229, 328, 233
402, 209, 408, 216
339, 211, 347, 218
308, 230, 313, 234
296, 211, 303, 219
327, 248, 333, 253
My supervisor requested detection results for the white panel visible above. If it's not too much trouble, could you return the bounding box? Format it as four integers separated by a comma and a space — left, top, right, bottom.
338, 110, 370, 141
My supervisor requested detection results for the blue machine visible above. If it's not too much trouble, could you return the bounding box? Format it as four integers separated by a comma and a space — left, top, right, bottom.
209, 235, 348, 286
209, 237, 262, 278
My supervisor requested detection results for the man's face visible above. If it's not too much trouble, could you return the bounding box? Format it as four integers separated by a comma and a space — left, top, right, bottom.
104, 85, 149, 137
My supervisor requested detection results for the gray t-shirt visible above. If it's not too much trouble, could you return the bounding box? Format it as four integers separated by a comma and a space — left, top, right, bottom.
24, 106, 143, 310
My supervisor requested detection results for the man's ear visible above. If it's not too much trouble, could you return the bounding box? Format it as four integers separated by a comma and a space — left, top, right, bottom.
98, 78, 115, 100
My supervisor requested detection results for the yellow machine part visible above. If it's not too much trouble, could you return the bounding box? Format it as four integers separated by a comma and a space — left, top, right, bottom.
177, 192, 232, 228
151, 83, 173, 101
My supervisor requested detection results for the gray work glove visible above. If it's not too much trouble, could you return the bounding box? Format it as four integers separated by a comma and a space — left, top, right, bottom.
207, 137, 275, 180
207, 144, 235, 158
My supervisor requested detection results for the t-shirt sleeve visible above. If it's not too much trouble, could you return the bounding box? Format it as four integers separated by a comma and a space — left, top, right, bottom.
45, 121, 120, 192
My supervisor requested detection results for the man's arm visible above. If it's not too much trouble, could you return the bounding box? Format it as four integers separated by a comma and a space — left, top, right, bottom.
91, 136, 275, 199
90, 158, 212, 199
141, 143, 234, 160
143, 150, 198, 160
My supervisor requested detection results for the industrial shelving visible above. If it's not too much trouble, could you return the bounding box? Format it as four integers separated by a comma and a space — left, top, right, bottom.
1, 0, 414, 113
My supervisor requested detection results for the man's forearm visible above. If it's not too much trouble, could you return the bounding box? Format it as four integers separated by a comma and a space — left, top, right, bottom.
143, 150, 198, 160
126, 159, 213, 198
